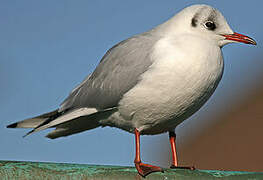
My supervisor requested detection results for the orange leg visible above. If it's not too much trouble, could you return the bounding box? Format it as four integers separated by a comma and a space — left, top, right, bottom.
169, 131, 195, 170
134, 128, 164, 177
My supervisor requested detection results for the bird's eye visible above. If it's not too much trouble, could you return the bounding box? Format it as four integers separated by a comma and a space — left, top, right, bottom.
204, 21, 216, 30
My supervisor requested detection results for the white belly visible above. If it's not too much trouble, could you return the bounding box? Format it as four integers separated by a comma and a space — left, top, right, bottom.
105, 36, 224, 134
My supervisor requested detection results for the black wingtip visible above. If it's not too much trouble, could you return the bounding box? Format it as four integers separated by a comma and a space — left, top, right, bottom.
22, 129, 35, 138
7, 122, 18, 128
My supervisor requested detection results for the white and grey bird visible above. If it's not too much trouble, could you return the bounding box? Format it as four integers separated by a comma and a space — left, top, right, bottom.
7, 4, 256, 177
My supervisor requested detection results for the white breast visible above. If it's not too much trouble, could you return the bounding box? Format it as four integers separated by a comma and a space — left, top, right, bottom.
115, 35, 224, 134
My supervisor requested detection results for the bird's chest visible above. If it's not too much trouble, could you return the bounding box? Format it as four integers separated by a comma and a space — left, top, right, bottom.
118, 38, 223, 133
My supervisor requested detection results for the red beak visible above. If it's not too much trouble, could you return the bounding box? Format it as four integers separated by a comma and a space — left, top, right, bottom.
223, 32, 256, 45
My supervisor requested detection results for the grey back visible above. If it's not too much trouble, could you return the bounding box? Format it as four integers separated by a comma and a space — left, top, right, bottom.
59, 31, 161, 112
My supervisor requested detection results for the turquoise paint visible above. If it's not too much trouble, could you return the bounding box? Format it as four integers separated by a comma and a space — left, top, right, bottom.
1, 161, 263, 180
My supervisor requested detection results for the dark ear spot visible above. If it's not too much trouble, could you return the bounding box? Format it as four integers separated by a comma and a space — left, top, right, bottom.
191, 18, 198, 27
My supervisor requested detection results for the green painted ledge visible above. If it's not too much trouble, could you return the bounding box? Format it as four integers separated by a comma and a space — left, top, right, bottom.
0, 161, 263, 180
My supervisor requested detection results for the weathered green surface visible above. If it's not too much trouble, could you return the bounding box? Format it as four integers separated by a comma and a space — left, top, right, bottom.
0, 161, 263, 180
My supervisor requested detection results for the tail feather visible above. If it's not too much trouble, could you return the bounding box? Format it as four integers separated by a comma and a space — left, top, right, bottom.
46, 116, 100, 139
46, 108, 115, 139
25, 108, 98, 137
7, 109, 59, 129
7, 107, 117, 138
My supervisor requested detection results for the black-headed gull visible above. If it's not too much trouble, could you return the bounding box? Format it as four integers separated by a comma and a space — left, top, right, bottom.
7, 4, 256, 177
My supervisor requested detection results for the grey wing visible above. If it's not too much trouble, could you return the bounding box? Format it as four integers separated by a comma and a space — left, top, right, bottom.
59, 32, 160, 112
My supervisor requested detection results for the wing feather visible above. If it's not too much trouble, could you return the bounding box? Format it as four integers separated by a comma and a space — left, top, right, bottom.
60, 32, 160, 112
24, 108, 97, 137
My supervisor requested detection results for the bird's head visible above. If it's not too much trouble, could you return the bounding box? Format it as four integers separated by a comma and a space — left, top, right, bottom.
167, 4, 256, 47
